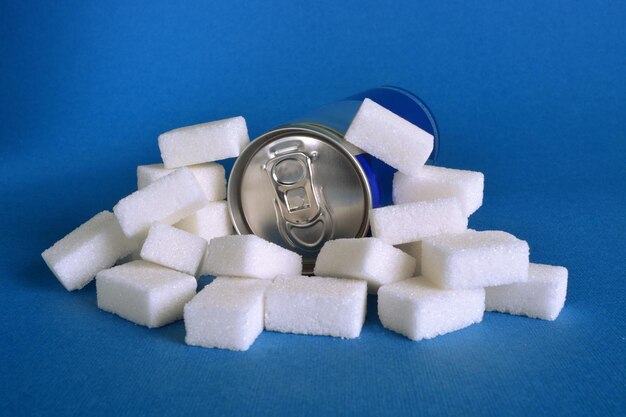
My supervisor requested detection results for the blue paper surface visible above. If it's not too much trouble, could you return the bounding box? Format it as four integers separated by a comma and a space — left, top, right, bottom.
1, 1, 624, 416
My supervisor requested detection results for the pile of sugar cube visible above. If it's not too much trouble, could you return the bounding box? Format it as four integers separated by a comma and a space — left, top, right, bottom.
42, 98, 568, 351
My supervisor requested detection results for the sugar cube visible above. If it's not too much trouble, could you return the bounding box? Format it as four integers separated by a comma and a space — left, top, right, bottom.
395, 241, 422, 276
313, 238, 416, 293
96, 260, 197, 328
370, 198, 468, 246
265, 276, 367, 339
158, 116, 249, 168
184, 277, 271, 351
174, 201, 233, 243
113, 167, 208, 240
393, 166, 484, 216
136, 164, 174, 189
421, 230, 530, 289
137, 163, 226, 201
378, 277, 485, 341
344, 98, 434, 176
140, 223, 207, 276
42, 211, 137, 291
485, 263, 568, 320
201, 235, 302, 279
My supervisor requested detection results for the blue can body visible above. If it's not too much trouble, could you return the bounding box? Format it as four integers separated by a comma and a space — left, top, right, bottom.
292, 86, 440, 207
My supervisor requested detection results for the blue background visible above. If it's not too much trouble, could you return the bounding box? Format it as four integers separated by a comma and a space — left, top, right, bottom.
1, 1, 624, 416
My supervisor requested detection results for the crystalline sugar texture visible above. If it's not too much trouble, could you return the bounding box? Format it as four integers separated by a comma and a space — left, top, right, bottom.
265, 276, 367, 339
96, 260, 197, 328
378, 277, 485, 341
370, 198, 468, 245
393, 166, 484, 216
136, 163, 226, 201
140, 223, 207, 276
201, 235, 302, 279
42, 211, 137, 291
175, 201, 233, 243
158, 116, 249, 168
113, 167, 208, 240
184, 277, 271, 351
421, 230, 530, 289
137, 164, 174, 189
313, 238, 416, 293
485, 263, 568, 320
344, 98, 433, 176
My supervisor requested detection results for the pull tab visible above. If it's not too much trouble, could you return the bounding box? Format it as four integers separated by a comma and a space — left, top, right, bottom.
265, 145, 334, 252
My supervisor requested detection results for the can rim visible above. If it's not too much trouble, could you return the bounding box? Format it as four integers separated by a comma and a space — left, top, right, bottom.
228, 124, 373, 271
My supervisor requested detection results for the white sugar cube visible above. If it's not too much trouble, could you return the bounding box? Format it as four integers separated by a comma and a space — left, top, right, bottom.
395, 241, 422, 276
344, 98, 434, 176
96, 260, 197, 328
136, 164, 174, 189
265, 276, 367, 339
486, 263, 568, 320
184, 277, 271, 351
313, 238, 416, 293
422, 230, 530, 289
393, 166, 484, 216
113, 167, 208, 240
201, 235, 302, 279
370, 198, 468, 245
140, 223, 207, 276
175, 201, 233, 243
42, 211, 137, 291
158, 116, 249, 168
378, 277, 485, 341
137, 163, 226, 201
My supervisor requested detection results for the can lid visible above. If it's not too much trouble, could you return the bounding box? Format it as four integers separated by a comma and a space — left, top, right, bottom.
228, 124, 372, 273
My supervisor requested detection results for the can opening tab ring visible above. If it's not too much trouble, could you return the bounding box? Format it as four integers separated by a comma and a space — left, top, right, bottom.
263, 142, 334, 252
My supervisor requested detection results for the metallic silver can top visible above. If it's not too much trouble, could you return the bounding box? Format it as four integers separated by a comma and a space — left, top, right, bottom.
228, 123, 372, 273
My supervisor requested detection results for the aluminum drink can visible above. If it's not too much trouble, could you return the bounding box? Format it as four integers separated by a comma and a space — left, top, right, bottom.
228, 86, 439, 273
